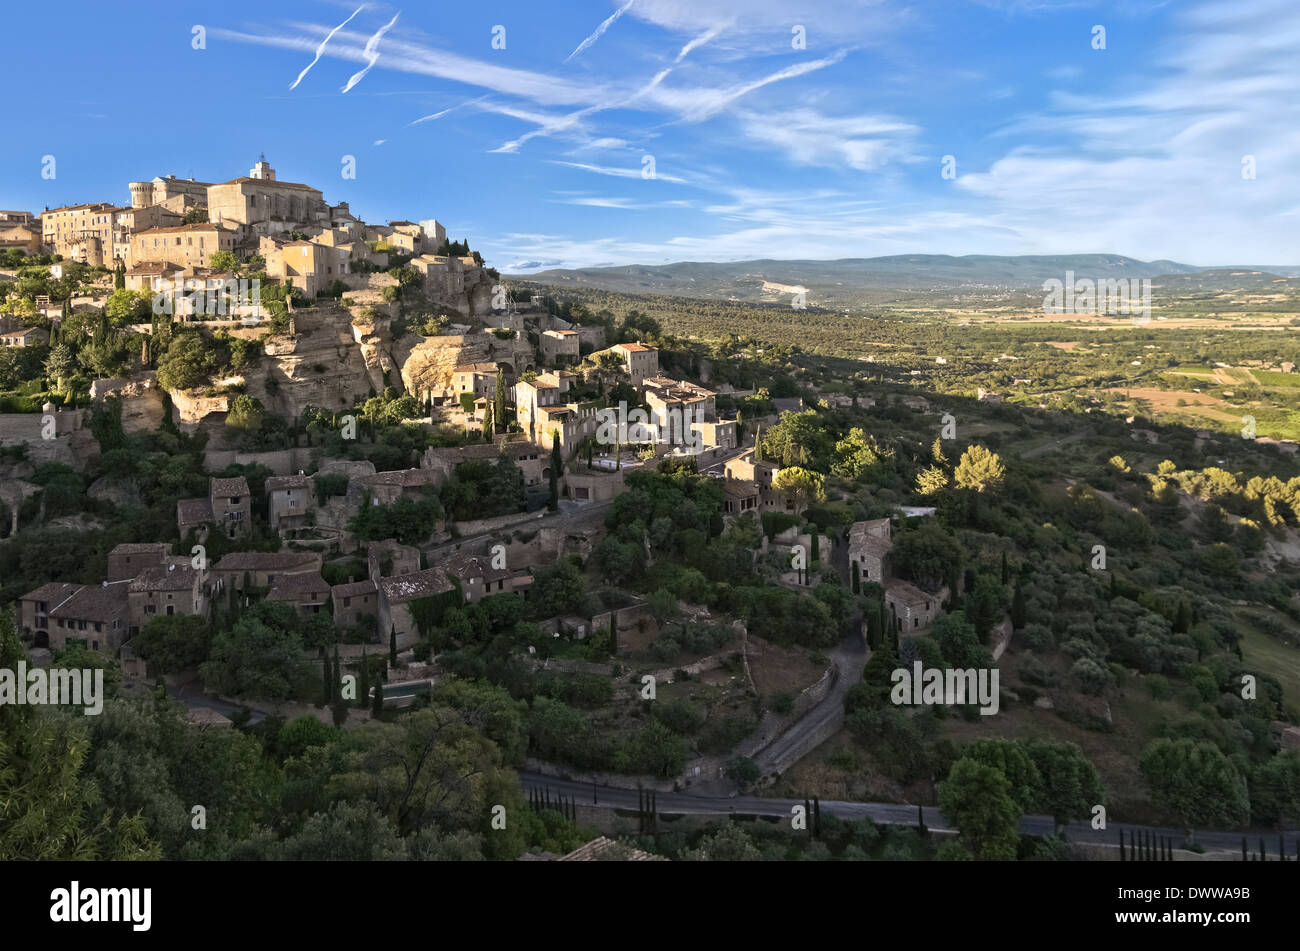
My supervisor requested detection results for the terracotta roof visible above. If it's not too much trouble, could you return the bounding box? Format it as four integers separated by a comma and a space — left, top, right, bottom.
377, 568, 454, 603
266, 475, 311, 492
444, 553, 511, 585
722, 478, 759, 500
129, 565, 198, 593
51, 581, 130, 621
42, 203, 115, 214
109, 542, 169, 557
134, 223, 235, 236
267, 572, 329, 601
210, 476, 250, 498
177, 498, 214, 525
559, 836, 666, 862
216, 176, 322, 192
20, 582, 79, 607
615, 343, 654, 352
214, 551, 322, 572
332, 579, 378, 599
363, 468, 440, 488
454, 362, 498, 374
885, 578, 939, 606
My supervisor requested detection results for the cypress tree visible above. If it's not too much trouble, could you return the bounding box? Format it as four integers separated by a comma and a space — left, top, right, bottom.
549, 436, 561, 512
753, 424, 762, 461
390, 626, 398, 666
358, 649, 369, 709
609, 611, 618, 654
852, 569, 860, 595
494, 366, 506, 431
1000, 551, 1009, 585
331, 645, 341, 704
320, 649, 331, 706
1010, 584, 1026, 629
372, 679, 384, 717
482, 401, 494, 441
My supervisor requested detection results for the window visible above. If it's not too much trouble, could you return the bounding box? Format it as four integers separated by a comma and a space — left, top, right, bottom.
344, 597, 351, 608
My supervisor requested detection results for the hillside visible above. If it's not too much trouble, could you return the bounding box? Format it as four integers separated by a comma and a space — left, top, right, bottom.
511, 254, 1300, 309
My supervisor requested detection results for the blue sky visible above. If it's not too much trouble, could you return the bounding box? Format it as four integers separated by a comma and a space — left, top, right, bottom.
3, 0, 1297, 271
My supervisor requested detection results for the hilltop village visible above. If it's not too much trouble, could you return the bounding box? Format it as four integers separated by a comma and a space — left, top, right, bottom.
1, 158, 936, 716
4, 158, 1300, 864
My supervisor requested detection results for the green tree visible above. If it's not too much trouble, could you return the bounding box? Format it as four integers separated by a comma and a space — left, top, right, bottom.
1025, 740, 1106, 835
208, 250, 239, 272
953, 444, 1005, 493
938, 758, 1021, 860
771, 465, 826, 516
1139, 738, 1249, 843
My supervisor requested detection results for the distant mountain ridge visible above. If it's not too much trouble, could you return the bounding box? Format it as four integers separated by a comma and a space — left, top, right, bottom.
509, 254, 1300, 303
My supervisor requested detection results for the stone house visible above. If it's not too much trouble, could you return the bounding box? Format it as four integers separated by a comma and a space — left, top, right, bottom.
209, 476, 251, 539
0, 327, 48, 347
130, 223, 238, 269
540, 329, 580, 365
609, 343, 658, 386
128, 564, 208, 634
212, 551, 323, 592
106, 542, 171, 582
377, 568, 456, 649
885, 580, 948, 634
18, 580, 131, 653
266, 474, 313, 532
267, 572, 330, 616
331, 578, 379, 630
848, 518, 893, 585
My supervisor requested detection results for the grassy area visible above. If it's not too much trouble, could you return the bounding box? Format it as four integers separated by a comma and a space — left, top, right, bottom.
1254, 371, 1300, 387
1237, 627, 1300, 720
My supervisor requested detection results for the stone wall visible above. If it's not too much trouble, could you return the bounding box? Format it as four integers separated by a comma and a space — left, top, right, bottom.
0, 410, 96, 468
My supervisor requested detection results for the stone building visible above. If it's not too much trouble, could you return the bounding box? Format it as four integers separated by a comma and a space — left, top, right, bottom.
377, 568, 456, 649
40, 202, 119, 266
127, 564, 208, 633
211, 551, 323, 592
331, 578, 379, 630
267, 572, 330, 616
18, 580, 131, 653
885, 580, 948, 634
209, 476, 251, 539
540, 329, 580, 365
106, 542, 170, 582
848, 518, 893, 585
609, 342, 659, 386
130, 223, 237, 269
206, 159, 330, 237
266, 474, 313, 532
128, 174, 213, 210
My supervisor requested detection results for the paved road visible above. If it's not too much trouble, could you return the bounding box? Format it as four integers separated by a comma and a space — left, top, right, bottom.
518, 770, 1300, 853
751, 623, 865, 777
163, 679, 268, 725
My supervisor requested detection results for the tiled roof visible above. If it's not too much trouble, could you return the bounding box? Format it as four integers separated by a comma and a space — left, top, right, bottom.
267, 572, 329, 601
134, 223, 235, 236
129, 565, 197, 593
177, 498, 214, 525
377, 568, 454, 603
444, 553, 511, 585
216, 177, 322, 192
615, 343, 654, 352
19, 582, 79, 606
266, 475, 311, 492
559, 836, 666, 861
51, 581, 129, 621
363, 468, 440, 488
213, 551, 321, 572
210, 476, 250, 498
885, 578, 939, 606
109, 542, 169, 556
331, 579, 378, 599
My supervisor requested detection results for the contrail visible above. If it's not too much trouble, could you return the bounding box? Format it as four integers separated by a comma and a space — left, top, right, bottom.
564, 0, 635, 63
290, 5, 365, 89
408, 95, 489, 126
342, 11, 401, 93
